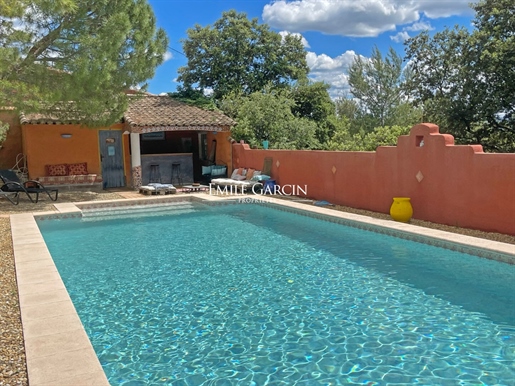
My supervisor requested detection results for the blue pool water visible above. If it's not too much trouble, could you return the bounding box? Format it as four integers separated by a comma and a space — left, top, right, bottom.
37, 204, 515, 385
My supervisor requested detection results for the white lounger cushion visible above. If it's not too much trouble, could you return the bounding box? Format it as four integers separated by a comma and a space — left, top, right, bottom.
147, 183, 176, 189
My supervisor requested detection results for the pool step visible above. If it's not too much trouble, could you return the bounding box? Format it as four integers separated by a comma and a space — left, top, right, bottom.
81, 202, 196, 221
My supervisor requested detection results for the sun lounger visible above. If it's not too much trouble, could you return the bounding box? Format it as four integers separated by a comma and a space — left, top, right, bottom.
0, 189, 20, 205
0, 169, 58, 203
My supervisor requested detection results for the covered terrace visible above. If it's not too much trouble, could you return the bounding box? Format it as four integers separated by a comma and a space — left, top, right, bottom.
124, 95, 235, 187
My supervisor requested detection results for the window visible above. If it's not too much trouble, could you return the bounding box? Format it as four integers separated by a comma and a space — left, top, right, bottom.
142, 132, 165, 141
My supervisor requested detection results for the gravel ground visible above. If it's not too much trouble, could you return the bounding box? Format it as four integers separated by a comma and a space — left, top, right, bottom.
0, 191, 513, 386
0, 217, 27, 386
330, 204, 515, 244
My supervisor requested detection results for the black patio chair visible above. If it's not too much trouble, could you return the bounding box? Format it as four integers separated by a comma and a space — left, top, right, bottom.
0, 189, 19, 205
0, 169, 58, 203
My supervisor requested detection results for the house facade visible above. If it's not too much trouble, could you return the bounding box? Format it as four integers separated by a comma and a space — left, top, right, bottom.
0, 95, 235, 188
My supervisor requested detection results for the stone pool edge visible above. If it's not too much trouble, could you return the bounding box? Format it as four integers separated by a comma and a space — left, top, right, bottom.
11, 194, 514, 385
10, 212, 110, 386
259, 197, 515, 264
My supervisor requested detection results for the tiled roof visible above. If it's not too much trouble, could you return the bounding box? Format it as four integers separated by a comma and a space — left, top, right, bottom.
20, 112, 82, 125
20, 95, 236, 131
124, 95, 235, 133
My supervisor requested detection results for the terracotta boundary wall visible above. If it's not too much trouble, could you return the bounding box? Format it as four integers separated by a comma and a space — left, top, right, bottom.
233, 123, 515, 236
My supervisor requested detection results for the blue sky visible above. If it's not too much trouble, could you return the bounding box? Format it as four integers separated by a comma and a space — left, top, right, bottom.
147, 0, 477, 98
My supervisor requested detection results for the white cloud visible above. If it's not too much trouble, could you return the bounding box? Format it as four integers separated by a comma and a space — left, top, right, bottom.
390, 19, 434, 43
278, 31, 310, 48
163, 51, 173, 62
405, 20, 434, 31
390, 31, 410, 43
263, 0, 476, 37
307, 51, 357, 71
418, 0, 475, 18
306, 50, 360, 98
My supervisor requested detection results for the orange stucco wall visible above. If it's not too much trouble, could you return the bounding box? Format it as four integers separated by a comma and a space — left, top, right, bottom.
233, 123, 515, 236
0, 111, 23, 170
21, 124, 125, 179
207, 131, 232, 172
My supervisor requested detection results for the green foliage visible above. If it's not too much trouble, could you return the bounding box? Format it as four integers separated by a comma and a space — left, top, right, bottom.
0, 0, 23, 17
335, 97, 359, 122
290, 80, 333, 122
289, 80, 338, 143
326, 125, 410, 151
404, 0, 515, 152
329, 45, 422, 151
0, 0, 168, 130
177, 10, 309, 100
361, 125, 410, 150
325, 117, 352, 150
223, 85, 325, 150
218, 90, 245, 119
388, 102, 424, 128
0, 120, 9, 148
279, 118, 320, 150
348, 46, 410, 130
168, 87, 217, 110
219, 78, 366, 150
229, 87, 295, 146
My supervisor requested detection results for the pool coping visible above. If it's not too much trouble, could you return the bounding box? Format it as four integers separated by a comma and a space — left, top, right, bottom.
10, 194, 515, 385
259, 197, 515, 264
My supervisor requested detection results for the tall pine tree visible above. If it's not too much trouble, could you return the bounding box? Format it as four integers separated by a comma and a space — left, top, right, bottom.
0, 0, 168, 130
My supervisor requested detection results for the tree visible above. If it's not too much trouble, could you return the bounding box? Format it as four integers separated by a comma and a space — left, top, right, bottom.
0, 121, 8, 149
289, 80, 339, 143
168, 87, 217, 110
335, 96, 381, 135
348, 46, 409, 130
229, 87, 296, 147
223, 86, 321, 150
404, 0, 515, 152
335, 96, 359, 122
0, 0, 168, 129
177, 10, 308, 100
219, 80, 350, 150
326, 124, 410, 151
0, 0, 24, 17
360, 125, 410, 150
277, 118, 320, 150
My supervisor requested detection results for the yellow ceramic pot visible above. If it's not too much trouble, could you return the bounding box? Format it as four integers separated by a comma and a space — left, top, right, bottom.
390, 197, 413, 222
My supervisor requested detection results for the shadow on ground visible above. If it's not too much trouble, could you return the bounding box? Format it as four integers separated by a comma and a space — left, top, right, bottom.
0, 190, 126, 215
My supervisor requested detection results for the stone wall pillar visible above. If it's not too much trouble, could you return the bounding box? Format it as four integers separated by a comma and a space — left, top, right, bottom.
130, 133, 142, 188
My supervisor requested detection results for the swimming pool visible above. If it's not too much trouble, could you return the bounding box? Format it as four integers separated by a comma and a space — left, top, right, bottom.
37, 202, 515, 385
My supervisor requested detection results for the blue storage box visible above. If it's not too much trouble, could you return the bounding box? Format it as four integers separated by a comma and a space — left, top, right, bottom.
262, 179, 276, 194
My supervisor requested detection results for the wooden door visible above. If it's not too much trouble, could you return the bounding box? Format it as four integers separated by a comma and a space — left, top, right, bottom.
98, 130, 125, 188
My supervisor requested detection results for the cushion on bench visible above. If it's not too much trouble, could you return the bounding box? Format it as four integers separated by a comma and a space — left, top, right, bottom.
201, 165, 227, 183
68, 162, 88, 175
